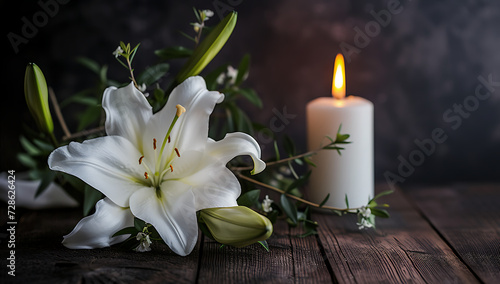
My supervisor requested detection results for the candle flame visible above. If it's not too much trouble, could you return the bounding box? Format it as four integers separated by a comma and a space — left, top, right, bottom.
332, 53, 346, 99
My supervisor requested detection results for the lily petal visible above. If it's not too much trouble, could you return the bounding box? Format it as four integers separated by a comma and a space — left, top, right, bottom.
129, 183, 198, 256
183, 166, 240, 210
207, 132, 266, 175
144, 76, 223, 159
62, 198, 134, 249
48, 136, 145, 207
103, 82, 152, 152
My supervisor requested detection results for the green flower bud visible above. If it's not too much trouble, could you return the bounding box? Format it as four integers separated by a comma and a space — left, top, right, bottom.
24, 63, 54, 134
198, 206, 273, 248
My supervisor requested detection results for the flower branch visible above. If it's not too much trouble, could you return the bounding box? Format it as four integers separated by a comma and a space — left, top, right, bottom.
235, 172, 361, 212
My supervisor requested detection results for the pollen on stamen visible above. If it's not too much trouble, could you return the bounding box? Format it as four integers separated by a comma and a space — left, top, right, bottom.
175, 148, 180, 157
170, 165, 174, 172
139, 156, 144, 164
153, 138, 157, 150
144, 172, 149, 179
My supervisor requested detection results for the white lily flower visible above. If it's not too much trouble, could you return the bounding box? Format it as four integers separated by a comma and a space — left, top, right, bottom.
113, 46, 123, 58
49, 76, 266, 256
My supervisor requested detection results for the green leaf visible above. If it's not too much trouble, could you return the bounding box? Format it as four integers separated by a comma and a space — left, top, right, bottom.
134, 218, 147, 232
319, 194, 330, 208
235, 54, 250, 85
286, 170, 311, 192
19, 136, 41, 156
32, 139, 54, 152
370, 208, 390, 218
273, 140, 280, 161
137, 63, 170, 86
76, 57, 101, 75
304, 156, 316, 167
369, 190, 394, 204
35, 170, 56, 198
155, 46, 193, 60
332, 209, 343, 216
204, 64, 228, 90
283, 135, 296, 156
99, 65, 108, 84
176, 11, 237, 83
77, 105, 102, 131
238, 88, 262, 108
237, 189, 261, 207
112, 227, 138, 237
17, 153, 37, 168
345, 194, 349, 209
280, 194, 298, 226
258, 240, 270, 252
83, 185, 103, 216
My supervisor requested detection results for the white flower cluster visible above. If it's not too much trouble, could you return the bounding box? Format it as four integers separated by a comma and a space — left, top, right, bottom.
356, 206, 373, 230
262, 195, 273, 213
134, 232, 152, 252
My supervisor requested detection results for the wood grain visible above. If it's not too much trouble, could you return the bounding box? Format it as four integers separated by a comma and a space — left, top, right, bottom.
0, 209, 200, 284
197, 220, 295, 283
407, 183, 500, 284
315, 185, 479, 283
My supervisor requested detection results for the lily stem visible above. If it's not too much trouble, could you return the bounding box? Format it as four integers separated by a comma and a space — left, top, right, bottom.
48, 87, 71, 140
235, 172, 360, 213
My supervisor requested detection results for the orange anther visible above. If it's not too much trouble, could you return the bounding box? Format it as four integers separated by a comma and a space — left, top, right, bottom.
175, 148, 180, 157
139, 156, 144, 164
153, 138, 157, 150
144, 172, 149, 179
170, 165, 174, 172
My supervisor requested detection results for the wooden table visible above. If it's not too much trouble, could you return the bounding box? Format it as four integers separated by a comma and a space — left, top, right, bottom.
1, 184, 499, 283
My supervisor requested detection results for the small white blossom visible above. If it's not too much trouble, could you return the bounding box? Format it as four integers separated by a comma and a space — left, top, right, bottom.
262, 195, 273, 213
279, 166, 291, 176
193, 22, 203, 32
113, 46, 123, 58
138, 83, 147, 93
134, 232, 152, 252
216, 73, 226, 85
356, 218, 373, 230
226, 66, 238, 84
359, 206, 371, 218
203, 10, 214, 19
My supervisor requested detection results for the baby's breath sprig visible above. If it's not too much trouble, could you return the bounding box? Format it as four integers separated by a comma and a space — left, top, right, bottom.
113, 41, 141, 88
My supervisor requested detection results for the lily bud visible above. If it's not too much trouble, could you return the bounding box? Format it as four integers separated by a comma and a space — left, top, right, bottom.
24, 63, 54, 134
198, 206, 273, 248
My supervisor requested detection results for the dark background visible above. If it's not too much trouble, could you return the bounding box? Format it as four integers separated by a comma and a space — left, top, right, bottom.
2, 0, 500, 186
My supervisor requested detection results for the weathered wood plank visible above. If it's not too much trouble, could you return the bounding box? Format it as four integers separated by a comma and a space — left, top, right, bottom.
289, 225, 332, 283
197, 220, 295, 283
315, 185, 479, 283
0, 209, 200, 284
407, 183, 500, 284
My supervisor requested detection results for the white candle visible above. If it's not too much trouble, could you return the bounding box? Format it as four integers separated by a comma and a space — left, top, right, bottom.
306, 54, 373, 209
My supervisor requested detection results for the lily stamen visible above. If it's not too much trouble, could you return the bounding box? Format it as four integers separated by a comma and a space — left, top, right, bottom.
139, 156, 144, 164
175, 148, 180, 157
